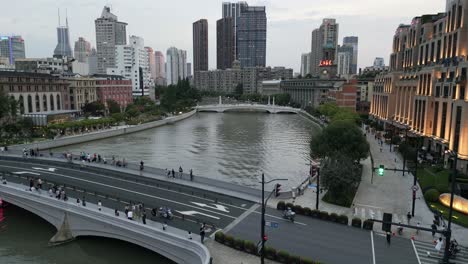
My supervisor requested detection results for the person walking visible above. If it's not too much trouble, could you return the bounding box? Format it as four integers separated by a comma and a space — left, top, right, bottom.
124, 205, 129, 216
179, 166, 183, 178
37, 178, 43, 190
98, 200, 102, 211
187, 231, 192, 240
416, 222, 420, 235
127, 210, 133, 220
435, 237, 444, 256
115, 209, 119, 216
140, 160, 144, 171
48, 188, 54, 197
29, 178, 34, 191
163, 221, 167, 231
190, 169, 193, 181
82, 197, 86, 207
171, 169, 175, 178
406, 212, 412, 224
199, 223, 206, 244
431, 223, 437, 237
142, 211, 147, 225
386, 231, 391, 246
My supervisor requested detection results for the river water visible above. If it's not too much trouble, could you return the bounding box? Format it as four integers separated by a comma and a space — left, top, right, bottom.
55, 112, 320, 189
0, 112, 318, 263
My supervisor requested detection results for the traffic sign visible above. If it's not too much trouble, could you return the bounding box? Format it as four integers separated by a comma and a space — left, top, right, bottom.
257, 241, 263, 254
265, 221, 279, 228
412, 185, 419, 192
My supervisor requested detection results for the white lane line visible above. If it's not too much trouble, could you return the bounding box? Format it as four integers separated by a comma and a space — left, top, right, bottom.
220, 204, 260, 237
0, 164, 236, 219
258, 212, 307, 226
1, 159, 251, 211
371, 231, 376, 264
411, 239, 422, 264
12, 171, 41, 176
191, 202, 230, 213
175, 210, 220, 220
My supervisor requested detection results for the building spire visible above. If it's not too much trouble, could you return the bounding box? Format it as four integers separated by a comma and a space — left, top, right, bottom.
58, 8, 61, 26
66, 8, 68, 27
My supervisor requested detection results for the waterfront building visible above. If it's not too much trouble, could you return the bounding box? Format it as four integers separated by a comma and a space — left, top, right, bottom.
0, 71, 70, 113
93, 74, 133, 110
300, 53, 311, 76
166, 47, 187, 85
237, 5, 267, 67
63, 77, 97, 110
154, 51, 166, 86
343, 36, 359, 74
53, 12, 73, 58
145, 47, 157, 80
217, 17, 235, 70
193, 19, 208, 72
222, 1, 248, 57
0, 35, 25, 65
107, 36, 151, 97
310, 19, 339, 76
95, 6, 127, 74
356, 78, 374, 114
370, 0, 468, 170
74, 37, 92, 63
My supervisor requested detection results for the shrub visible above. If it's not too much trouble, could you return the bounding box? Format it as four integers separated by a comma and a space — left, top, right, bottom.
319, 211, 330, 220
288, 255, 300, 264
301, 258, 315, 264
363, 219, 374, 230
311, 209, 320, 218
234, 238, 245, 250
244, 241, 256, 254
424, 188, 440, 203
303, 207, 312, 216
277, 250, 290, 263
286, 203, 295, 209
329, 213, 338, 222
214, 232, 225, 243
293, 205, 303, 215
224, 235, 234, 246
435, 184, 449, 194
338, 214, 349, 225
264, 247, 277, 260
352, 218, 362, 228
277, 201, 286, 210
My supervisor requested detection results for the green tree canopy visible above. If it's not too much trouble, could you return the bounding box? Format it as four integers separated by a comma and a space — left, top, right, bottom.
82, 101, 105, 116
106, 99, 121, 114
321, 153, 361, 199
310, 120, 369, 161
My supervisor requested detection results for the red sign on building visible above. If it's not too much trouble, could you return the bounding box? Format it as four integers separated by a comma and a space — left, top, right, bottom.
319, 60, 333, 67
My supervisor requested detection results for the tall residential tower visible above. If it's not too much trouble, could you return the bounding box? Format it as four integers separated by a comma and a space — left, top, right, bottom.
237, 5, 267, 67
193, 19, 209, 71
0, 35, 25, 64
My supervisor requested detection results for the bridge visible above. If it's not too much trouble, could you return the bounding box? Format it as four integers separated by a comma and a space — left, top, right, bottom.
196, 96, 300, 114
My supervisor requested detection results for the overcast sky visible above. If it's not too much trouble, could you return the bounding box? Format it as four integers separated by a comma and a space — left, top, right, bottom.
2, 0, 445, 72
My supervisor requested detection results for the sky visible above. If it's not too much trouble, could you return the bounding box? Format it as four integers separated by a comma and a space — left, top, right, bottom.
2, 0, 446, 72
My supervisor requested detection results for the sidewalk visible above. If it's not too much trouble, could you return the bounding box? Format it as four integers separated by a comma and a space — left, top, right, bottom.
268, 128, 468, 246
206, 240, 279, 264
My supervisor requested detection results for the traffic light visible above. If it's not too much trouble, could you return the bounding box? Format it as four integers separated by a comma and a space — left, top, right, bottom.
275, 184, 281, 197
378, 165, 385, 176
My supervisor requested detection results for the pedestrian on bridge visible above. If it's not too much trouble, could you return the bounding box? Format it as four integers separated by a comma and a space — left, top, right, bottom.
2, 176, 7, 185
127, 210, 133, 220
140, 160, 144, 171
179, 166, 183, 178
163, 221, 167, 231
190, 169, 193, 181
82, 197, 86, 207
200, 223, 206, 244
142, 211, 147, 225
37, 178, 43, 190
171, 169, 175, 178
98, 200, 102, 211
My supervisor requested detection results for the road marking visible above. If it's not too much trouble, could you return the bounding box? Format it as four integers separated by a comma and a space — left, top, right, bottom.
176, 210, 220, 220
411, 239, 422, 264
260, 212, 307, 226
1, 159, 252, 211
0, 164, 237, 220
12, 171, 41, 176
191, 202, 230, 213
32, 167, 57, 172
221, 204, 260, 237
371, 231, 376, 264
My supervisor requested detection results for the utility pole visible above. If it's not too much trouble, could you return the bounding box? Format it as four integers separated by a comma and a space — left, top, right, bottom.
412, 137, 419, 217
442, 151, 458, 263
261, 173, 265, 264
316, 168, 320, 210
402, 128, 408, 176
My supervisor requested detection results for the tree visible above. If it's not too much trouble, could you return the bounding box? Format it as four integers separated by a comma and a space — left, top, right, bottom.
310, 120, 369, 161
305, 73, 312, 78
82, 101, 105, 116
321, 154, 361, 202
106, 99, 121, 114
318, 103, 340, 117
235, 83, 243, 98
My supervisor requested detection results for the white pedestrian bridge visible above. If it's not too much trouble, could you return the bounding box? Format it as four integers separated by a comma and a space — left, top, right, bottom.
196, 104, 300, 114
0, 183, 211, 264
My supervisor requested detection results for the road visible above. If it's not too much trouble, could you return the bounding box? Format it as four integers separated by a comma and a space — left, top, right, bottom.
0, 159, 254, 234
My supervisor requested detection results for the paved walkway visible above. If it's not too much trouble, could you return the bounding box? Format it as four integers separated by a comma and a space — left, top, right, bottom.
268, 127, 468, 247
206, 240, 279, 264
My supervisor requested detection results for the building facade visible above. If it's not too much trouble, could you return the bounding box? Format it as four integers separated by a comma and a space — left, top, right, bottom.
166, 47, 187, 85
343, 36, 359, 74
15, 57, 67, 74
222, 1, 248, 56
74, 37, 92, 63
64, 77, 97, 110
93, 74, 133, 109
95, 6, 127, 74
217, 17, 235, 70
53, 16, 73, 58
374, 57, 385, 67
107, 36, 151, 97
0, 71, 70, 113
310, 19, 339, 76
237, 5, 267, 67
370, 0, 468, 170
0, 35, 25, 65
300, 53, 311, 76
328, 79, 358, 111
145, 47, 157, 80
193, 19, 209, 72
154, 51, 166, 85
337, 45, 353, 77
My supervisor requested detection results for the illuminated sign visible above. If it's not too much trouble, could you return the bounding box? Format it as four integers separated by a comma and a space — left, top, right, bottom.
0, 36, 9, 40
319, 60, 333, 67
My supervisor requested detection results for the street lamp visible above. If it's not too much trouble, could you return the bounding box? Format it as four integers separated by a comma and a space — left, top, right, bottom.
442, 150, 458, 263
259, 173, 287, 264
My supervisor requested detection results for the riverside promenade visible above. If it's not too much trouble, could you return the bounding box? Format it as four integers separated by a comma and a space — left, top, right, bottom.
9, 110, 196, 151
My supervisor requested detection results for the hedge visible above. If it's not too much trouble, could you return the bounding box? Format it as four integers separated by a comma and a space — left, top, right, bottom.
214, 231, 321, 263
277, 201, 286, 210
293, 205, 304, 215
338, 214, 349, 225
329, 213, 338, 222
303, 207, 312, 216
363, 219, 374, 230
424, 188, 440, 202
319, 211, 330, 220
352, 218, 362, 228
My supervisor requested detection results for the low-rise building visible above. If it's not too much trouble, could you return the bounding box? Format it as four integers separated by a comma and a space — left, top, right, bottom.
93, 74, 133, 110
0, 71, 70, 113
64, 77, 97, 110
328, 79, 358, 111
259, 80, 281, 95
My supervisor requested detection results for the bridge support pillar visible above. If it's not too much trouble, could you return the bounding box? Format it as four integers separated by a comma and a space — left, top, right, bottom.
49, 213, 75, 245
268, 96, 271, 105
272, 97, 275, 106
218, 96, 222, 105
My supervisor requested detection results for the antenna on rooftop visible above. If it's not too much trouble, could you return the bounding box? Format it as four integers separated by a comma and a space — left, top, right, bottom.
58, 8, 61, 26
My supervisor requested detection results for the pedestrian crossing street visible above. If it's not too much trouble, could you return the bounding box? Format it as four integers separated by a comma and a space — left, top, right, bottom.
354, 206, 408, 224
413, 239, 468, 264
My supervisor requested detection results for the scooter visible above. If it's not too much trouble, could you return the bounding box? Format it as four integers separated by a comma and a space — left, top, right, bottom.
283, 208, 295, 222
449, 239, 460, 258
157, 206, 174, 220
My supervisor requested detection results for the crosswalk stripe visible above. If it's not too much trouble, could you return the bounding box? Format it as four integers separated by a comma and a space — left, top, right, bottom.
413, 240, 468, 264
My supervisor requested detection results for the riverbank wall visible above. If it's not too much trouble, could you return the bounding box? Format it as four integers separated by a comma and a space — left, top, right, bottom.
10, 110, 197, 151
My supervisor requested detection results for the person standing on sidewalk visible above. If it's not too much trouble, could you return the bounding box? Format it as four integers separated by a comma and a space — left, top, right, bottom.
406, 212, 412, 224
179, 166, 183, 178
142, 210, 147, 225
187, 231, 192, 240
199, 223, 206, 244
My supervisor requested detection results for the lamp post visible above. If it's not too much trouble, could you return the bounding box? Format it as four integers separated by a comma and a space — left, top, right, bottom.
442, 150, 458, 263
260, 173, 287, 264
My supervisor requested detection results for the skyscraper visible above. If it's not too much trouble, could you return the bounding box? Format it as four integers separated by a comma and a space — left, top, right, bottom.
193, 19, 208, 71
300, 53, 311, 76
166, 47, 187, 85
217, 17, 235, 69
95, 6, 127, 74
337, 45, 353, 76
0, 35, 25, 64
154, 51, 166, 85
310, 18, 339, 76
222, 1, 248, 56
88, 48, 98, 75
237, 5, 267, 67
343, 36, 358, 74
54, 10, 72, 58
145, 47, 157, 80
74, 37, 91, 63
107, 36, 151, 97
